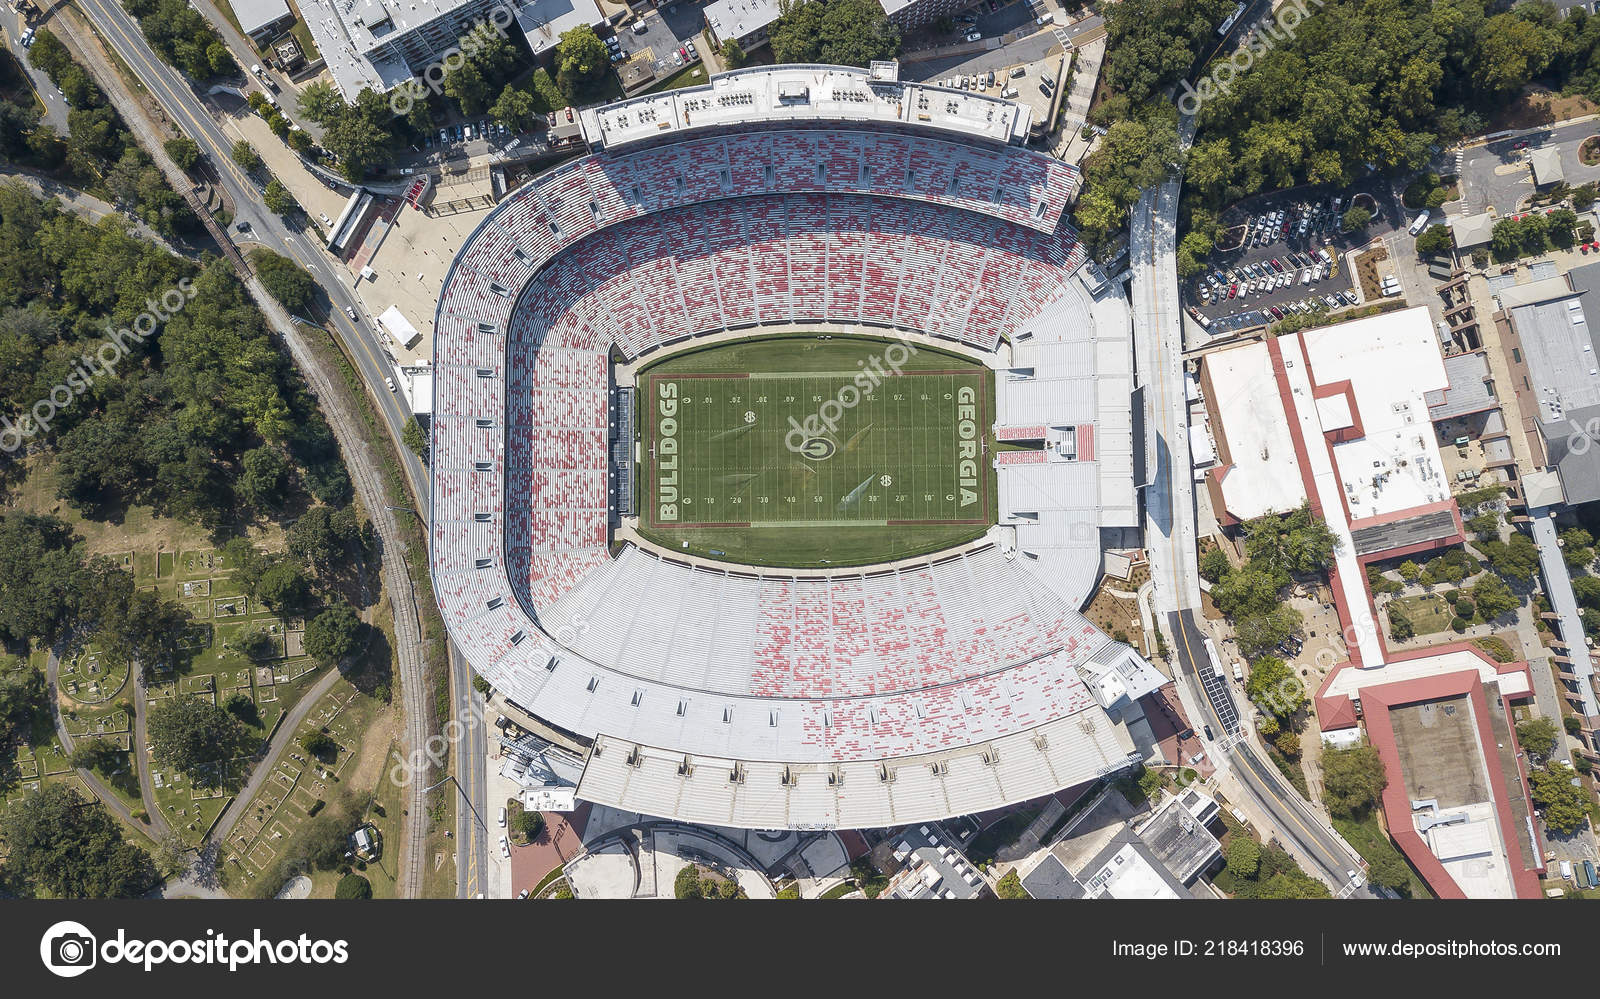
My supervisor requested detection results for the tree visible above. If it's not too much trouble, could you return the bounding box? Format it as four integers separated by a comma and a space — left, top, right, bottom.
1388, 602, 1415, 641
1341, 206, 1372, 232
674, 864, 703, 899
287, 505, 359, 570
554, 25, 611, 101
770, 0, 900, 67
489, 85, 538, 134
68, 738, 124, 774
514, 808, 545, 842
1516, 715, 1560, 760
301, 731, 336, 759
222, 691, 259, 726
720, 39, 747, 69
1321, 744, 1387, 817
0, 668, 45, 749
296, 81, 347, 124
249, 247, 316, 311
0, 784, 156, 897
1471, 571, 1518, 621
335, 873, 373, 899
402, 417, 428, 456
995, 868, 1027, 898
1478, 533, 1540, 584
1397, 560, 1420, 581
164, 135, 201, 170
230, 139, 262, 172
262, 178, 299, 217
1225, 837, 1261, 878
305, 603, 362, 668
238, 446, 289, 509
1198, 545, 1231, 583
1274, 730, 1301, 757
1234, 604, 1303, 658
255, 561, 312, 616
1529, 764, 1589, 834
1415, 224, 1453, 256
147, 696, 243, 784
1244, 655, 1305, 718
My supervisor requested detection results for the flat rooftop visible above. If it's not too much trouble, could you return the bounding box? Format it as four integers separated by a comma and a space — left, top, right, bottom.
1297, 309, 1452, 523
1203, 340, 1307, 521
580, 65, 1034, 150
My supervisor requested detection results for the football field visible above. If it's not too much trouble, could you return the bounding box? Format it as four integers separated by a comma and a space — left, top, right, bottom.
637, 337, 995, 566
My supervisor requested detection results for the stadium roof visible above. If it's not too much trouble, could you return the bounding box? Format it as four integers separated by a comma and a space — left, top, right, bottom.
579, 66, 1038, 152
431, 88, 1139, 828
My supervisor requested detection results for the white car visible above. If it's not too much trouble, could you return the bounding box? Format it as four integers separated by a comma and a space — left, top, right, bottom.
499, 835, 511, 859
344, 306, 357, 320
964, 31, 981, 42
1035, 12, 1053, 24
384, 377, 396, 393
318, 212, 332, 226
497, 807, 507, 827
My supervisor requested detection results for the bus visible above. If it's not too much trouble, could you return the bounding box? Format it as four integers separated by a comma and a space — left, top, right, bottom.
1218, 1, 1245, 36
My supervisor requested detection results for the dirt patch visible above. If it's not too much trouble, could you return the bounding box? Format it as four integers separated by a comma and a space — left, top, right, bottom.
1354, 244, 1390, 302
345, 705, 399, 795
1583, 136, 1600, 168
1085, 582, 1146, 654
1488, 88, 1600, 132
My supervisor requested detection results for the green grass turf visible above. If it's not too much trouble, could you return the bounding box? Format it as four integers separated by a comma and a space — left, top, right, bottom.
636, 336, 996, 567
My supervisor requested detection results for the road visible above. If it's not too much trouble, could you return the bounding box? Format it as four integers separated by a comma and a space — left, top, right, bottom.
1166, 611, 1372, 894
1458, 117, 1600, 218
453, 646, 489, 898
2, 4, 70, 133
65, 0, 437, 894
1125, 5, 1368, 892
44, 646, 174, 842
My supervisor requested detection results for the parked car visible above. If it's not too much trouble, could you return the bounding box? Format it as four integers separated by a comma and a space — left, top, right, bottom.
1036, 11, 1053, 23
499, 836, 511, 859
632, 19, 648, 33
498, 807, 507, 827
964, 30, 981, 42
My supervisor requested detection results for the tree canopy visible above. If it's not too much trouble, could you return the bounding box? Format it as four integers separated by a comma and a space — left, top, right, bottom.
1321, 744, 1388, 818
770, 0, 901, 67
0, 783, 156, 897
147, 696, 245, 785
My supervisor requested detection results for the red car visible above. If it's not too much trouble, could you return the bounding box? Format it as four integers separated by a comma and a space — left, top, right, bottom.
1227, 283, 1238, 299
1514, 140, 1529, 149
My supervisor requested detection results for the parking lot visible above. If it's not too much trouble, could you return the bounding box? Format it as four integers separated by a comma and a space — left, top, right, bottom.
1187, 184, 1406, 337
625, 3, 710, 88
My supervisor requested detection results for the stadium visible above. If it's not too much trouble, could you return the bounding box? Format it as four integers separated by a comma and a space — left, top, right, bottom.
430, 63, 1160, 830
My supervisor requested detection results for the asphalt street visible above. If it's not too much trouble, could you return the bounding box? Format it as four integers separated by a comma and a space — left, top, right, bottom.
1, 4, 70, 132
1459, 118, 1600, 218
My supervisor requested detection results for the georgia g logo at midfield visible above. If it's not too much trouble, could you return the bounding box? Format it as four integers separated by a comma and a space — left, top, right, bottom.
40, 920, 97, 977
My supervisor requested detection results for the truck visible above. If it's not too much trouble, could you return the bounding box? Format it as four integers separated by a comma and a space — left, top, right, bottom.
1408, 210, 1431, 236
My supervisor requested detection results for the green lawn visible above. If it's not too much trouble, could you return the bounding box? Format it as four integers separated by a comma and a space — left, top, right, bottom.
643, 61, 711, 95
1332, 811, 1434, 899
636, 336, 996, 567
1390, 592, 1454, 635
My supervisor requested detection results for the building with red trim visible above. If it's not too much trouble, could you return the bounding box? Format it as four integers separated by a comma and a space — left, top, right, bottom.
1199, 307, 1544, 898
